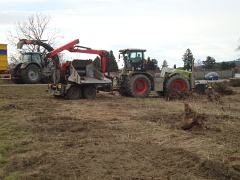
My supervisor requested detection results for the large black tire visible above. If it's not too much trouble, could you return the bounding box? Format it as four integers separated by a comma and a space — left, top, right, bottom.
66, 86, 82, 100
82, 85, 96, 99
165, 74, 190, 94
127, 74, 151, 98
11, 66, 24, 84
21, 64, 41, 84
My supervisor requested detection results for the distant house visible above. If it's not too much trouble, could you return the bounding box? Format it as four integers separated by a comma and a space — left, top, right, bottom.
233, 60, 240, 69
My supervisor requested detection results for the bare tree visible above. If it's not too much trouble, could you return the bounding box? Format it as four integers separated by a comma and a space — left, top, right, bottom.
7, 12, 63, 52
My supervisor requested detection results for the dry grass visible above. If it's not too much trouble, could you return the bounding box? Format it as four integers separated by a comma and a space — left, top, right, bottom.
0, 83, 240, 179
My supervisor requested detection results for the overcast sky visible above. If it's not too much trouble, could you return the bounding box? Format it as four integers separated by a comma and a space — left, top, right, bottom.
1, 0, 240, 67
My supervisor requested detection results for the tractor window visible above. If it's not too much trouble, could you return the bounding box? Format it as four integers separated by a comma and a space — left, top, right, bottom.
136, 53, 142, 59
131, 52, 142, 64
129, 52, 142, 59
121, 51, 143, 71
130, 52, 136, 59
32, 54, 42, 65
21, 54, 31, 63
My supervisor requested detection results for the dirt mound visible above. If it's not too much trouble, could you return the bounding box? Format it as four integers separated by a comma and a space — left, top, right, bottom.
210, 82, 235, 95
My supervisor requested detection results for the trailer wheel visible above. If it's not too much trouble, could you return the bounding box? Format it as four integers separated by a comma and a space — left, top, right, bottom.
21, 64, 41, 84
66, 86, 82, 100
165, 74, 190, 94
127, 74, 151, 98
82, 85, 96, 99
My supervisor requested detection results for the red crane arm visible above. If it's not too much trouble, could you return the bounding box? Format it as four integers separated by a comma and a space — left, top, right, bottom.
47, 39, 80, 58
48, 39, 109, 74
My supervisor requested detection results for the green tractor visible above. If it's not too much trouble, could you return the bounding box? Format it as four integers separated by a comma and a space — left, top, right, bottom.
11, 52, 54, 84
10, 39, 59, 84
115, 48, 194, 98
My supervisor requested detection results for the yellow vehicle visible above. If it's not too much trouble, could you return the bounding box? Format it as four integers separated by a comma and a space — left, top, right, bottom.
0, 43, 11, 79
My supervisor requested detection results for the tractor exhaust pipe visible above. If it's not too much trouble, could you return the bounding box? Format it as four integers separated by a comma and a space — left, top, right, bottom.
191, 59, 195, 89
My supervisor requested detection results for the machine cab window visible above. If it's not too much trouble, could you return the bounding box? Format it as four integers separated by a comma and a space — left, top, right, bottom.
119, 49, 146, 72
21, 54, 31, 63
130, 52, 142, 64
129, 51, 144, 70
21, 53, 42, 66
32, 53, 42, 65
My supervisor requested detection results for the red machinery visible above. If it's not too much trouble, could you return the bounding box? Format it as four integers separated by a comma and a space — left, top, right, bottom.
46, 39, 109, 76
15, 39, 110, 84
45, 39, 112, 99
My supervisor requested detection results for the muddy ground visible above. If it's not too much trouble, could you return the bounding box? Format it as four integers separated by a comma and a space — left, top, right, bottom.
0, 83, 240, 180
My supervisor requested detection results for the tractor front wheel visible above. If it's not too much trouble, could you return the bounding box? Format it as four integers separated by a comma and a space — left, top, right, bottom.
127, 74, 151, 98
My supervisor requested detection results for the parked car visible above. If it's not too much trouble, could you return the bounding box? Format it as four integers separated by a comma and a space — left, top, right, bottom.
204, 72, 219, 80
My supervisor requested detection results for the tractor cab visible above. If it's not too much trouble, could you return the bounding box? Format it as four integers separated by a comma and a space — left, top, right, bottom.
118, 49, 146, 73
20, 52, 43, 67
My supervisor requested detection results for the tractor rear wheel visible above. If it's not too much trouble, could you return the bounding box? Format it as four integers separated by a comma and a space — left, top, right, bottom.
165, 74, 190, 95
21, 64, 41, 84
82, 85, 96, 99
127, 74, 151, 98
67, 86, 82, 100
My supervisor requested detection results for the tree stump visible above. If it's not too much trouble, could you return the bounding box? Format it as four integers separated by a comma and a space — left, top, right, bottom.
181, 102, 205, 130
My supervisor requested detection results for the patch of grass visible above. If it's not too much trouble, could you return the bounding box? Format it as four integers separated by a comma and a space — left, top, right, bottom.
0, 154, 6, 164
0, 110, 35, 178
0, 112, 33, 156
0, 143, 13, 152
4, 172, 21, 180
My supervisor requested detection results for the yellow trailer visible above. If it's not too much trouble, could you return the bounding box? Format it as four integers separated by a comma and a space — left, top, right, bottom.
0, 43, 11, 79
